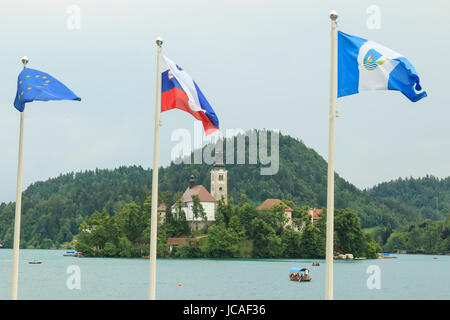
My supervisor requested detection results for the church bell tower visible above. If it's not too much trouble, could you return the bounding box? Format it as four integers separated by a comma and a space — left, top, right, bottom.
210, 149, 228, 204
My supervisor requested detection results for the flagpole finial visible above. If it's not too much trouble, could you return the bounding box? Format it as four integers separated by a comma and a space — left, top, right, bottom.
21, 56, 29, 67
330, 10, 338, 21
156, 37, 163, 47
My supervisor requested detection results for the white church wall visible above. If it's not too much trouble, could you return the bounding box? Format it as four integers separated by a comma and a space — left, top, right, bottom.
177, 201, 216, 222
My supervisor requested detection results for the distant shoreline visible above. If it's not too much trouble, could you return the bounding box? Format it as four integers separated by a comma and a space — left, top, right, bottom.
3, 248, 449, 260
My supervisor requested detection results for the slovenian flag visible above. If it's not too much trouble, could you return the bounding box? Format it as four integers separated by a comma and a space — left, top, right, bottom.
161, 56, 219, 135
338, 31, 427, 102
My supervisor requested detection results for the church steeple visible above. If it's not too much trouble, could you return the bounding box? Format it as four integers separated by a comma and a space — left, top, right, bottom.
210, 146, 228, 204
213, 149, 225, 168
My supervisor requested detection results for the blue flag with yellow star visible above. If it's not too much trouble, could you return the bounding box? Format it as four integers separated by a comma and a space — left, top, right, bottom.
13, 67, 81, 112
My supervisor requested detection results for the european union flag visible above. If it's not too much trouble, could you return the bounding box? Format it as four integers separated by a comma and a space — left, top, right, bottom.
13, 67, 81, 112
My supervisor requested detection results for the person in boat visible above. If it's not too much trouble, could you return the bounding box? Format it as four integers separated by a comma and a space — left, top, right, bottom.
290, 272, 300, 281
298, 268, 309, 280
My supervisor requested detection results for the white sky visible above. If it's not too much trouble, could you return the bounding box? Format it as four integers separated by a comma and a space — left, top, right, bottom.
0, 0, 449, 202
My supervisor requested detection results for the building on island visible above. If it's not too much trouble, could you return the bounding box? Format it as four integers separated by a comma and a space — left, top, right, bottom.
256, 198, 294, 227
256, 200, 322, 232
172, 175, 217, 231
210, 150, 228, 204
171, 150, 228, 231
167, 236, 207, 253
157, 203, 166, 224
307, 208, 322, 224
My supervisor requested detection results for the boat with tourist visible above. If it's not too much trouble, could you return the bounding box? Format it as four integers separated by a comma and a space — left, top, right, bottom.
289, 268, 312, 282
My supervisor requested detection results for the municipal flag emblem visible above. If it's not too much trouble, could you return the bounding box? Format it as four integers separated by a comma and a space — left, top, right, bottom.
363, 49, 388, 71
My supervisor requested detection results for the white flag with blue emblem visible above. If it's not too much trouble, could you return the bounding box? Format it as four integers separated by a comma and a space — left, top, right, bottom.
337, 31, 427, 102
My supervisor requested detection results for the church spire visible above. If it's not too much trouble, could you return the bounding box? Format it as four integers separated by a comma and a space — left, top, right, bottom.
213, 149, 225, 168
210, 143, 228, 204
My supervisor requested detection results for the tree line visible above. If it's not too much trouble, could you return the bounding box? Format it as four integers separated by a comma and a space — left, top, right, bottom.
0, 131, 447, 250
370, 215, 450, 254
368, 175, 449, 221
75, 193, 381, 259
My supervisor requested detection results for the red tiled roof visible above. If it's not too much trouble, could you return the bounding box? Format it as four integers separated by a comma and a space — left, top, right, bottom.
181, 185, 217, 203
167, 238, 188, 245
308, 208, 322, 220
158, 203, 166, 211
166, 236, 207, 246
256, 199, 293, 212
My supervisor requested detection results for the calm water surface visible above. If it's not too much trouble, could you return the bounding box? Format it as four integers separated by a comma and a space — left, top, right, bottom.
0, 249, 448, 299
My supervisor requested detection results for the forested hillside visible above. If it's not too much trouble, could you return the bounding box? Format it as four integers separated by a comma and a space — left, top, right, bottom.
368, 176, 449, 220
382, 218, 449, 254
0, 131, 439, 249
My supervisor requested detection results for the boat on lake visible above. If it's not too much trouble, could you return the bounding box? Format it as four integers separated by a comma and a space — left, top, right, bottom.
63, 250, 83, 257
28, 261, 42, 264
379, 253, 397, 259
289, 268, 311, 282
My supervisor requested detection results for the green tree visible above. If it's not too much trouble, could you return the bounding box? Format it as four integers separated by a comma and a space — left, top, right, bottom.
249, 217, 283, 258
300, 224, 325, 258
103, 242, 118, 257
114, 203, 146, 243
334, 208, 364, 256
40, 238, 53, 249
281, 228, 302, 258
191, 195, 206, 222
165, 199, 190, 237
118, 236, 132, 257
384, 231, 408, 253
205, 224, 239, 257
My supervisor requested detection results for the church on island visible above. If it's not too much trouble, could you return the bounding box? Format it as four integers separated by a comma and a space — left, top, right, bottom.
166, 150, 321, 232
171, 150, 228, 231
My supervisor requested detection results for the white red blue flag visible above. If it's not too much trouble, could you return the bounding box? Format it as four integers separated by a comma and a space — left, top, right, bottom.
161, 56, 219, 135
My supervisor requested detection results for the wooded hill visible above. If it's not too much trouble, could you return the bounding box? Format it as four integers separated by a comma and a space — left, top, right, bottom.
368, 176, 449, 221
0, 131, 447, 249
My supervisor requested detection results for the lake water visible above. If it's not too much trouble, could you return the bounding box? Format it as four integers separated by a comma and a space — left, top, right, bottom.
0, 249, 448, 300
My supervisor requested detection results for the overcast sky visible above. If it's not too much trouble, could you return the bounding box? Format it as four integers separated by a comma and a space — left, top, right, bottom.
0, 0, 448, 202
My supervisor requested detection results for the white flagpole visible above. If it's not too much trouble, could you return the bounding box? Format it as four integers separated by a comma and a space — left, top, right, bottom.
149, 37, 163, 300
11, 56, 29, 300
325, 10, 338, 300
